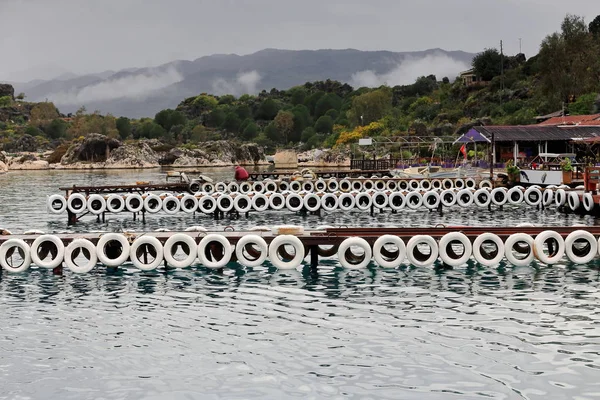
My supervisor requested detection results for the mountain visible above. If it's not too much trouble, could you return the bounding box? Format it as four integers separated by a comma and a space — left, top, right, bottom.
8, 48, 475, 118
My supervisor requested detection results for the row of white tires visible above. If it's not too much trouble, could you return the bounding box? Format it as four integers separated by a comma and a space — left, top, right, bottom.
48, 185, 565, 216
1, 230, 596, 273
195, 177, 491, 194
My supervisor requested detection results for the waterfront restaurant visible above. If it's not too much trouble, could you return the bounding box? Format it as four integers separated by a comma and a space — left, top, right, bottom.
460, 125, 600, 165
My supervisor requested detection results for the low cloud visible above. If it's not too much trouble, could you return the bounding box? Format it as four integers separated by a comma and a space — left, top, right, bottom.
48, 67, 183, 105
351, 53, 470, 88
212, 70, 261, 96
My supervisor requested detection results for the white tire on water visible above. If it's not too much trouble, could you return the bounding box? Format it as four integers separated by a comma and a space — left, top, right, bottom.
30, 234, 65, 269
440, 189, 457, 207
198, 195, 217, 214
217, 194, 234, 212
143, 194, 162, 214
303, 193, 321, 212
162, 196, 181, 214
405, 191, 423, 210
164, 233, 197, 268
321, 193, 339, 211
422, 190, 440, 209
472, 233, 504, 266
129, 236, 164, 271
565, 230, 597, 264
438, 232, 472, 267
289, 180, 302, 193
268, 235, 305, 270
180, 194, 198, 213
507, 187, 524, 205
67, 193, 87, 214
355, 192, 372, 211
234, 194, 252, 213
479, 179, 493, 189
88, 194, 107, 215
408, 180, 420, 191
542, 189, 554, 207
473, 188, 491, 208
533, 230, 565, 264
373, 235, 406, 268
406, 235, 438, 268
555, 189, 567, 206
198, 234, 233, 269
524, 187, 542, 206
252, 193, 269, 212
286, 193, 304, 212
269, 193, 286, 210
456, 189, 474, 207
235, 234, 268, 267
388, 192, 406, 210
372, 191, 389, 209
64, 239, 97, 273
48, 194, 68, 214
491, 187, 508, 206
504, 233, 534, 267
337, 237, 372, 269
567, 192, 580, 211
583, 192, 594, 211
0, 238, 31, 272
96, 233, 130, 267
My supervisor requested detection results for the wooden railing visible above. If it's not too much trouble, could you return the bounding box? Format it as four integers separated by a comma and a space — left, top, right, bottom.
585, 166, 600, 191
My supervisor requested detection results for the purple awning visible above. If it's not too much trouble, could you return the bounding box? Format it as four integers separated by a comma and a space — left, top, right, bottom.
454, 128, 491, 143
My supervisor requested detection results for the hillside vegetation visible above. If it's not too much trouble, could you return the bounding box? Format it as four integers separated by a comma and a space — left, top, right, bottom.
1, 14, 599, 162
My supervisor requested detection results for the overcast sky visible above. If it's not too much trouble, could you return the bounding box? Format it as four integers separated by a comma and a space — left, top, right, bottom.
1, 0, 598, 82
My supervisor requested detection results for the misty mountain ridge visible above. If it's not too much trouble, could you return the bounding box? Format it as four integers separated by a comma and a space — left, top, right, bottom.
8, 48, 475, 118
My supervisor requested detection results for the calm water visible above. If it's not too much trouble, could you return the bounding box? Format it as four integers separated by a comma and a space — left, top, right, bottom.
1, 169, 600, 399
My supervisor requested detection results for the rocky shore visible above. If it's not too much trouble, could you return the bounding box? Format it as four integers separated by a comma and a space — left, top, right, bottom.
1, 134, 269, 171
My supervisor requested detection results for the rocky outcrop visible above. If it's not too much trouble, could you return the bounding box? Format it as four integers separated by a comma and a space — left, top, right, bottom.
7, 153, 49, 170
298, 148, 351, 167
0, 84, 14, 100
159, 141, 267, 166
7, 134, 37, 152
60, 133, 121, 164
104, 141, 159, 168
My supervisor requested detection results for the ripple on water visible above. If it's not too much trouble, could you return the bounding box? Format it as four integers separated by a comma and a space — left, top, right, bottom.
2, 170, 600, 398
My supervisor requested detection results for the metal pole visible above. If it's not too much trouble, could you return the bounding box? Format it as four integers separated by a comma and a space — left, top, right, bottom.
489, 132, 494, 180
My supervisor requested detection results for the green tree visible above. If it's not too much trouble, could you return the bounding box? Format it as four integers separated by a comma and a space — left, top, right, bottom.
45, 119, 68, 139
569, 93, 598, 115
264, 122, 279, 142
255, 99, 280, 120
25, 125, 41, 136
314, 93, 342, 118
242, 122, 259, 140
590, 15, 600, 37
218, 94, 236, 105
301, 127, 316, 142
155, 109, 186, 132
0, 96, 11, 107
222, 112, 241, 133
192, 95, 218, 112
472, 48, 502, 81
235, 104, 252, 120
348, 88, 392, 125
287, 86, 307, 105
304, 91, 325, 115
291, 104, 312, 141
274, 110, 295, 143
314, 115, 334, 134
116, 117, 132, 139
137, 120, 166, 139
206, 108, 226, 127
30, 102, 59, 125
190, 125, 209, 142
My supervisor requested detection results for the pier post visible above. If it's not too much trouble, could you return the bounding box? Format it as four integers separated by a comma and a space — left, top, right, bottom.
310, 245, 318, 269
142, 211, 146, 224
67, 210, 77, 225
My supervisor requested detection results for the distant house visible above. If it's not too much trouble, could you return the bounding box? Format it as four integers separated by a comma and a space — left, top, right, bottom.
538, 113, 600, 126
459, 69, 488, 87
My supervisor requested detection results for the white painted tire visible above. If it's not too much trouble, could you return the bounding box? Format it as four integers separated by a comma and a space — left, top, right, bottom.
235, 234, 268, 267
398, 180, 409, 191
201, 182, 215, 194
406, 235, 439, 268
217, 194, 234, 212
337, 179, 351, 192
565, 230, 597, 264
67, 193, 87, 214
104, 194, 124, 214
491, 187, 508, 206
555, 189, 566, 206
125, 193, 144, 213
422, 190, 440, 209
454, 179, 465, 190
87, 194, 107, 215
252, 193, 269, 212
162, 196, 181, 214
303, 193, 321, 212
472, 233, 504, 266
474, 188, 491, 208
0, 238, 31, 272
456, 189, 474, 207
289, 180, 302, 193
479, 179, 493, 189
504, 233, 534, 267
373, 235, 406, 268
64, 239, 97, 273
96, 233, 131, 267
30, 234, 65, 269
265, 181, 279, 194
198, 234, 233, 269
130, 236, 164, 271
465, 178, 476, 189
212, 182, 225, 192
420, 179, 432, 191
431, 179, 442, 190
302, 180, 315, 192
442, 179, 454, 190
507, 187, 524, 205
374, 180, 386, 191
542, 189, 554, 207
327, 179, 339, 192
198, 196, 217, 214
408, 180, 420, 191
524, 187, 542, 206
185, 226, 207, 232
362, 179, 374, 191
164, 233, 197, 268
227, 181, 239, 193
583, 193, 594, 212
351, 180, 364, 192
438, 232, 472, 267
268, 235, 305, 270
533, 230, 565, 264
48, 194, 68, 214
405, 191, 423, 210
269, 193, 286, 210
180, 194, 198, 213
386, 180, 398, 191
338, 193, 355, 211
286, 193, 304, 212
337, 237, 372, 269
388, 192, 406, 210
239, 181, 252, 194
321, 193, 339, 211
372, 191, 389, 209
143, 194, 162, 214
355, 192, 373, 211
250, 181, 263, 194
440, 189, 457, 207
568, 192, 580, 211
232, 194, 251, 213
278, 181, 290, 192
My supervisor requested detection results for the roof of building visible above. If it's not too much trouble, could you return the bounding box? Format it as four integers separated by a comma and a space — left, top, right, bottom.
534, 110, 564, 121
538, 113, 600, 126
472, 125, 600, 142
459, 69, 475, 76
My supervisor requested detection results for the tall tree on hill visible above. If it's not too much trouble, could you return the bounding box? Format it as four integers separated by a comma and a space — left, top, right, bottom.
590, 15, 600, 37
472, 49, 502, 81
274, 110, 294, 143
539, 14, 600, 106
348, 88, 392, 126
